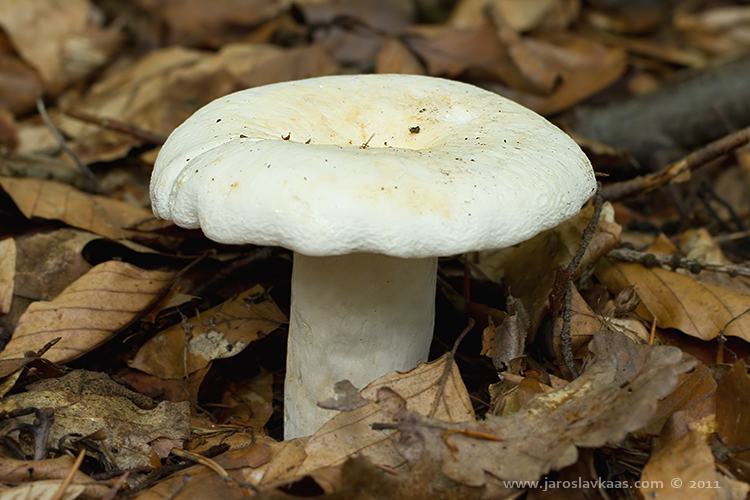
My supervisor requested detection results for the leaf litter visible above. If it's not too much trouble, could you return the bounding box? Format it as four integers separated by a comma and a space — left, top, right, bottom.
1, 0, 750, 498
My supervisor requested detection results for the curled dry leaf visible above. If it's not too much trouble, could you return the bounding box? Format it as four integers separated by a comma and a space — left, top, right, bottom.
0, 260, 175, 363
378, 346, 693, 485
295, 353, 474, 476
595, 256, 750, 342
0, 177, 154, 240
129, 285, 286, 379
0, 390, 190, 470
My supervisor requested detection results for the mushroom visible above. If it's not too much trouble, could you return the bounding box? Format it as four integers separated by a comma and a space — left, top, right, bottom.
150, 74, 596, 439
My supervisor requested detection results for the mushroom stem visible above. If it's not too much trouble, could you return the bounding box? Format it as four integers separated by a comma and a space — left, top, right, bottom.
284, 252, 437, 439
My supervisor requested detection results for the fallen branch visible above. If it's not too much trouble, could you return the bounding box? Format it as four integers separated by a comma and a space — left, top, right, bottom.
607, 247, 750, 278
600, 126, 750, 202
64, 109, 166, 146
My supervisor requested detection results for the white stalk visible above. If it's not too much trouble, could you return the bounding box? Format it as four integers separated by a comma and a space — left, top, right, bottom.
284, 252, 437, 439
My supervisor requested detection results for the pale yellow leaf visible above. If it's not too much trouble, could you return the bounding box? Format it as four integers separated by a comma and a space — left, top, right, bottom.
0, 238, 15, 313
0, 480, 84, 500
0, 177, 154, 240
0, 261, 175, 363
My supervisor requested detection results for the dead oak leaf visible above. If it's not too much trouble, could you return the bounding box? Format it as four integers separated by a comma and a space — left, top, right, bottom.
0, 260, 175, 363
379, 346, 693, 485
0, 177, 154, 240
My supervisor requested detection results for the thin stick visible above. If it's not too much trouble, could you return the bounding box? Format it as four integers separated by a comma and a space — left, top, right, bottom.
559, 190, 604, 379
600, 126, 750, 202
607, 247, 750, 278
64, 109, 166, 145
428, 319, 474, 418
36, 98, 104, 194
51, 449, 86, 500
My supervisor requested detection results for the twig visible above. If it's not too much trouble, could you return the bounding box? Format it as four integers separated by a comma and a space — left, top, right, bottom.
32, 408, 55, 460
556, 190, 604, 379
102, 470, 130, 500
36, 98, 104, 194
600, 126, 750, 202
171, 448, 234, 486
428, 319, 474, 418
607, 247, 750, 278
64, 109, 167, 146
51, 449, 85, 500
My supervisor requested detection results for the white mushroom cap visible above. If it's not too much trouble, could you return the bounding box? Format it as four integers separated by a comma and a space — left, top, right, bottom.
150, 74, 596, 257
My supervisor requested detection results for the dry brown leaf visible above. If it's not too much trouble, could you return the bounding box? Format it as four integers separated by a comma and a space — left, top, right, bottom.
120, 365, 209, 405
481, 201, 621, 333
490, 296, 529, 371
646, 363, 717, 436
132, 443, 273, 500
511, 34, 627, 114
0, 237, 15, 313
376, 37, 426, 75
379, 346, 692, 485
214, 369, 275, 432
0, 456, 109, 499
0, 0, 90, 88
679, 228, 750, 295
137, 0, 284, 46
0, 390, 190, 470
404, 21, 526, 87
590, 327, 717, 437
0, 260, 175, 363
295, 353, 475, 477
492, 0, 580, 32
675, 7, 750, 56
14, 228, 96, 301
0, 177, 154, 240
716, 360, 750, 460
640, 430, 717, 500
129, 285, 286, 379
0, 480, 84, 500
0, 53, 44, 115
595, 257, 750, 342
57, 43, 337, 164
